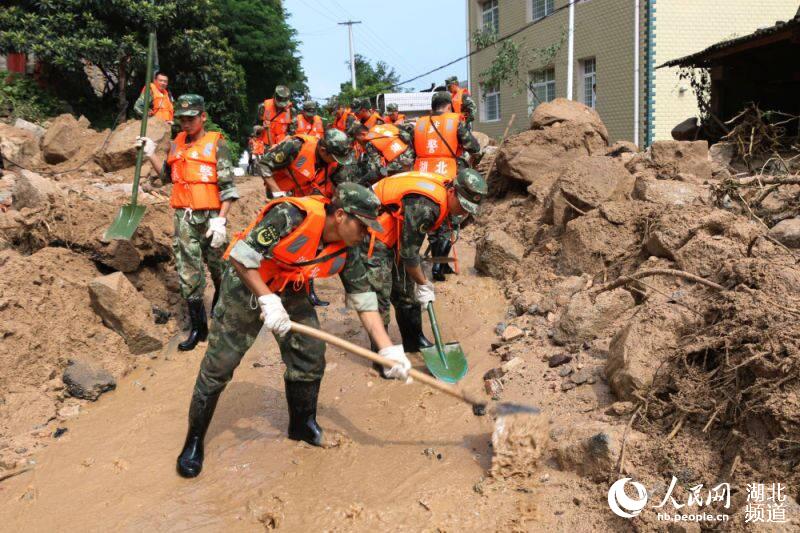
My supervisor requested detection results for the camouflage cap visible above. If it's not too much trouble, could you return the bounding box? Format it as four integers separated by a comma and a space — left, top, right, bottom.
319, 128, 352, 165
274, 85, 291, 105
302, 100, 317, 112
453, 168, 488, 216
431, 91, 452, 109
445, 76, 459, 86
346, 121, 368, 139
332, 183, 383, 232
353, 98, 371, 112
386, 103, 399, 113
174, 94, 205, 117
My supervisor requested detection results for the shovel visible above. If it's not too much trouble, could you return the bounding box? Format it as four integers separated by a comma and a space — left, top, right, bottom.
103, 31, 156, 241
290, 322, 537, 417
420, 302, 468, 384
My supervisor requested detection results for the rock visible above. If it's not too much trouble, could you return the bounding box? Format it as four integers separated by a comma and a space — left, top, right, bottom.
494, 322, 507, 335
768, 218, 800, 249
88, 272, 163, 354
606, 141, 639, 157
670, 117, 699, 141
709, 141, 736, 168
674, 233, 742, 278
95, 117, 171, 172
501, 325, 525, 342
548, 353, 572, 367
649, 140, 712, 182
530, 98, 609, 142
501, 357, 523, 373
559, 366, 573, 377
560, 381, 575, 391
102, 239, 143, 273
62, 357, 116, 401
539, 276, 587, 312
559, 213, 640, 275
606, 303, 699, 401
570, 369, 591, 385
474, 229, 524, 278
13, 118, 46, 138
484, 378, 503, 398
472, 131, 492, 151
605, 401, 635, 416
0, 123, 41, 169
632, 176, 707, 206
553, 422, 640, 479
41, 113, 87, 164
554, 289, 636, 345
11, 169, 62, 210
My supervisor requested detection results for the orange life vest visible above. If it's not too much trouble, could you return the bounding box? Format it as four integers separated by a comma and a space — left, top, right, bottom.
366, 124, 408, 164
249, 137, 265, 156
167, 131, 223, 211
273, 135, 335, 198
142, 83, 174, 121
384, 113, 406, 125
363, 112, 383, 129
368, 172, 450, 252
296, 114, 324, 139
260, 98, 293, 146
413, 113, 462, 179
450, 87, 469, 117
334, 107, 355, 132
225, 196, 347, 293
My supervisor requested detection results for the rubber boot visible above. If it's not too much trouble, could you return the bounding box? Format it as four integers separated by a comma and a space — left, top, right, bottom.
395, 305, 433, 353
431, 240, 454, 282
308, 279, 329, 307
285, 379, 324, 447
176, 392, 220, 478
178, 298, 208, 351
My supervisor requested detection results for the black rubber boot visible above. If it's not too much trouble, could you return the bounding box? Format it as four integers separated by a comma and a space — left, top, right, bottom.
308, 279, 329, 307
178, 298, 208, 351
431, 240, 454, 282
285, 379, 324, 446
395, 305, 433, 353
176, 392, 220, 478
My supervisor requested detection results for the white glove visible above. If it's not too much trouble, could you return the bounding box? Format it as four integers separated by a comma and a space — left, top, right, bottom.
271, 191, 288, 198
258, 294, 291, 337
379, 345, 412, 382
135, 136, 156, 157
205, 217, 227, 248
415, 280, 436, 306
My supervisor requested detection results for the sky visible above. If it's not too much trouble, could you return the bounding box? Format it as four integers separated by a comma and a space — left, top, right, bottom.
283, 0, 469, 101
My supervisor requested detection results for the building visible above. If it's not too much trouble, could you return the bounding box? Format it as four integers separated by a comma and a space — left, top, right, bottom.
467, 0, 799, 145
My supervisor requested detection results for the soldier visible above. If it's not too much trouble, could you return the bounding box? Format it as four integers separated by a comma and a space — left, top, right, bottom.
332, 100, 356, 132
383, 103, 406, 125
296, 100, 324, 139
136, 94, 239, 351
134, 71, 174, 124
256, 85, 296, 147
350, 122, 415, 186
445, 76, 476, 130
360, 169, 487, 377
412, 91, 480, 282
354, 98, 384, 129
247, 126, 266, 175
176, 183, 411, 478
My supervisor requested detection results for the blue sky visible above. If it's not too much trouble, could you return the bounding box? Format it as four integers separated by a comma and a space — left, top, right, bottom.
283, 0, 469, 100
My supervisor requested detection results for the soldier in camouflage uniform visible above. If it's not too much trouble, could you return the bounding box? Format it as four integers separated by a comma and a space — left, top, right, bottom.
348, 122, 416, 186
137, 94, 239, 351
360, 169, 488, 377
176, 183, 411, 478
255, 85, 297, 146
445, 75, 477, 130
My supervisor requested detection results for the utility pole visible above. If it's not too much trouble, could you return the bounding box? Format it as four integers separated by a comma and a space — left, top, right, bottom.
338, 20, 362, 90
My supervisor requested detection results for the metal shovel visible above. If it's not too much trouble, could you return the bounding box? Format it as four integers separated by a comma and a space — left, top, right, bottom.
103, 31, 156, 241
420, 301, 468, 384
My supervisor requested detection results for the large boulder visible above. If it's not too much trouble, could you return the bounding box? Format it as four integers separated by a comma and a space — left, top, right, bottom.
768, 218, 800, 249
11, 169, 62, 210
62, 357, 116, 401
606, 303, 699, 401
474, 229, 524, 279
670, 117, 699, 141
559, 212, 640, 275
554, 288, 636, 345
495, 123, 608, 201
41, 113, 89, 164
471, 130, 493, 152
95, 117, 171, 171
13, 118, 46, 139
88, 272, 163, 354
649, 140, 712, 182
632, 176, 707, 206
0, 123, 41, 169
530, 98, 609, 142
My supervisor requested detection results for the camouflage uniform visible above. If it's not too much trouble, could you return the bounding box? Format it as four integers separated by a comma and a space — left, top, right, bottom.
256, 136, 361, 192
357, 129, 416, 186
445, 76, 477, 130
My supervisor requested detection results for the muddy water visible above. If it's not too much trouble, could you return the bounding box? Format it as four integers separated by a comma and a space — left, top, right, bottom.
0, 246, 535, 531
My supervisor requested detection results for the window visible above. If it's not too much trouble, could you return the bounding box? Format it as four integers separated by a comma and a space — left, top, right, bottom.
581, 57, 596, 108
482, 86, 501, 122
481, 0, 499, 34
532, 0, 554, 21
528, 68, 555, 113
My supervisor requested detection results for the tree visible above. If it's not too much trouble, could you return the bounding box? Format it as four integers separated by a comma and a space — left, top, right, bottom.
335, 54, 399, 106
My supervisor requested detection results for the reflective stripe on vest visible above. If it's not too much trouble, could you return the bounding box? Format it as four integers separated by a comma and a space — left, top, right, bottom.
273, 135, 335, 198
369, 172, 450, 250
225, 196, 347, 292
413, 113, 462, 179
260, 99, 293, 146
366, 124, 408, 164
297, 114, 324, 138
167, 131, 222, 211
149, 83, 174, 121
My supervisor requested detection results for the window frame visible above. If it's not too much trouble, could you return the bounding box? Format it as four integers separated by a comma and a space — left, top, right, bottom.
531, 0, 555, 22
481, 85, 501, 123
480, 0, 499, 35
580, 57, 596, 109
528, 67, 556, 114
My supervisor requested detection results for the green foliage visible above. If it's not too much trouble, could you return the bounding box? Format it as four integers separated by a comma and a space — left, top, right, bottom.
472, 28, 498, 50
0, 72, 68, 122
206, 116, 243, 162
335, 54, 400, 106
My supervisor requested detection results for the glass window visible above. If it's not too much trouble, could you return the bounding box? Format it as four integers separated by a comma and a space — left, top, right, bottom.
581, 57, 596, 108
482, 86, 501, 122
528, 68, 556, 113
481, 0, 499, 34
532, 0, 554, 21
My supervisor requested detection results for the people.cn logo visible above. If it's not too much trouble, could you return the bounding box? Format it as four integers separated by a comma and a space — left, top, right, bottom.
608, 478, 649, 518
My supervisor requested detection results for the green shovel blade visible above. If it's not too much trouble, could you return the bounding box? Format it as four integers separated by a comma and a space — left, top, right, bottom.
420, 342, 468, 384
103, 204, 147, 241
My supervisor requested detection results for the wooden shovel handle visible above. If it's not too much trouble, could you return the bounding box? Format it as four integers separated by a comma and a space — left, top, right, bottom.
290, 322, 483, 408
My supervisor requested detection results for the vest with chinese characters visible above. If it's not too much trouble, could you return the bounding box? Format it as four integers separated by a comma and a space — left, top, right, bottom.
413, 113, 462, 179
167, 131, 222, 211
